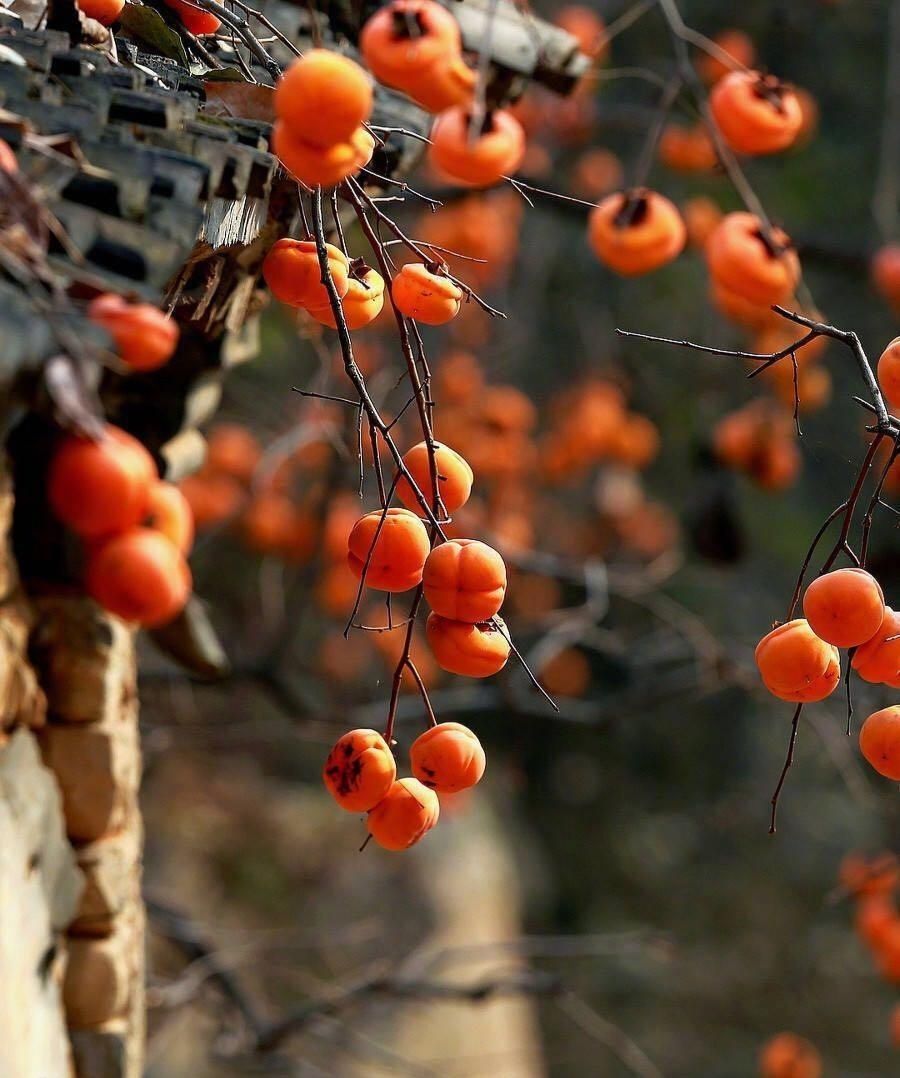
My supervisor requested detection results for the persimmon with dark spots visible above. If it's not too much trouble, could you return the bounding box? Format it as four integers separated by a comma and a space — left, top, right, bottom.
852, 607, 900, 683
272, 122, 374, 189
410, 721, 486, 793
755, 619, 840, 703
872, 244, 900, 309
429, 107, 526, 187
396, 441, 473, 516
391, 263, 462, 325
309, 265, 386, 330
366, 777, 440, 850
347, 507, 431, 592
85, 528, 191, 627
588, 189, 686, 276
87, 294, 179, 372
758, 1032, 822, 1078
859, 706, 900, 781
49, 425, 156, 539
710, 71, 802, 155
360, 0, 461, 89
144, 482, 194, 554
697, 29, 755, 84
263, 238, 351, 311
706, 213, 800, 306
802, 567, 885, 648
322, 728, 397, 812
423, 539, 506, 622
274, 50, 372, 148
426, 613, 511, 677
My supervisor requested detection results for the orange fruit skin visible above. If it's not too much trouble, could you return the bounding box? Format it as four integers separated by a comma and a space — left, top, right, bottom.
49, 426, 156, 539
758, 1032, 822, 1078
77, 0, 124, 25
855, 895, 898, 950
839, 852, 900, 897
802, 567, 885, 649
683, 196, 723, 250
860, 706, 900, 781
426, 613, 510, 677
85, 527, 191, 627
274, 50, 373, 148
88, 294, 178, 372
555, 5, 607, 59
0, 139, 16, 174
360, 0, 461, 87
697, 29, 755, 84
205, 424, 262, 484
178, 471, 244, 530
588, 189, 686, 276
162, 0, 221, 34
852, 607, 900, 683
308, 268, 385, 330
658, 124, 718, 173
710, 71, 802, 156
322, 728, 397, 812
706, 212, 800, 306
407, 54, 475, 114
872, 245, 900, 308
263, 238, 350, 310
877, 337, 900, 412
423, 539, 506, 622
410, 721, 486, 793
144, 481, 194, 554
396, 441, 473, 516
346, 507, 430, 592
429, 107, 526, 187
391, 263, 462, 325
754, 619, 840, 703
272, 122, 374, 189
366, 777, 440, 850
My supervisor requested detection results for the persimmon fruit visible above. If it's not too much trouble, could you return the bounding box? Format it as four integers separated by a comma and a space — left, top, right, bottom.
346, 507, 431, 592
426, 613, 511, 677
323, 728, 397, 812
429, 107, 526, 187
588, 189, 686, 276
410, 721, 486, 793
710, 71, 802, 156
706, 213, 800, 306
85, 528, 191, 627
802, 568, 885, 649
423, 539, 506, 622
274, 50, 372, 148
366, 777, 440, 850
144, 481, 194, 554
859, 706, 900, 781
87, 294, 178, 372
391, 263, 463, 325
755, 619, 840, 703
262, 238, 350, 310
396, 441, 473, 516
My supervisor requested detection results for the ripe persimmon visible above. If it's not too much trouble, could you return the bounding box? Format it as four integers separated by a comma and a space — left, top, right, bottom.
308, 265, 385, 330
758, 1032, 822, 1078
391, 263, 462, 325
683, 196, 723, 250
697, 29, 755, 84
396, 441, 473, 516
426, 613, 510, 677
872, 245, 900, 309
710, 71, 802, 156
360, 0, 461, 88
538, 647, 591, 697
274, 50, 372, 148
802, 568, 884, 649
434, 351, 484, 404
347, 507, 430, 592
205, 424, 262, 484
161, 0, 220, 34
407, 55, 475, 113
241, 493, 302, 556
77, 0, 124, 24
144, 481, 194, 554
755, 619, 840, 703
555, 5, 607, 60
423, 539, 506, 622
855, 895, 898, 949
429, 108, 526, 187
410, 721, 486, 793
323, 728, 397, 812
262, 238, 350, 310
876, 337, 900, 412
272, 122, 374, 189
839, 852, 899, 897
852, 607, 900, 684
859, 706, 900, 781
588, 189, 686, 276
706, 213, 800, 306
570, 148, 624, 200
178, 471, 244, 530
86, 528, 191, 627
88, 294, 178, 372
366, 777, 440, 851
658, 124, 718, 172
49, 426, 156, 539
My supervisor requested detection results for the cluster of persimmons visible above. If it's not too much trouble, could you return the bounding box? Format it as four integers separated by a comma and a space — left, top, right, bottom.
47, 295, 192, 627
755, 567, 900, 782
839, 852, 900, 1049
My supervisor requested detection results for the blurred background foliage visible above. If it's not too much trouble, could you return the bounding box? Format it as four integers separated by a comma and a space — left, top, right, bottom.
141, 1, 900, 1074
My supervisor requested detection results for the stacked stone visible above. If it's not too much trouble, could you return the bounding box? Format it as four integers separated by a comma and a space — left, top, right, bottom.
32, 598, 145, 1078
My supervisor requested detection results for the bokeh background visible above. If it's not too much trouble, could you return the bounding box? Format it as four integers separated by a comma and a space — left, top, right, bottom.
140, 2, 900, 1074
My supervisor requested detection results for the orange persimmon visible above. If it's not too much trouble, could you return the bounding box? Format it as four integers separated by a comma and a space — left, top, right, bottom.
85, 527, 191, 627
144, 481, 194, 554
710, 71, 802, 156
758, 1032, 822, 1078
366, 777, 440, 850
309, 265, 386, 330
396, 441, 473, 516
426, 612, 510, 677
410, 721, 486, 793
859, 706, 900, 781
272, 121, 374, 189
588, 189, 686, 276
423, 539, 506, 622
707, 212, 800, 306
322, 728, 397, 812
755, 619, 840, 703
87, 294, 178, 372
802, 568, 885, 649
391, 263, 463, 325
346, 507, 430, 592
274, 50, 372, 147
429, 107, 526, 186
262, 238, 350, 310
